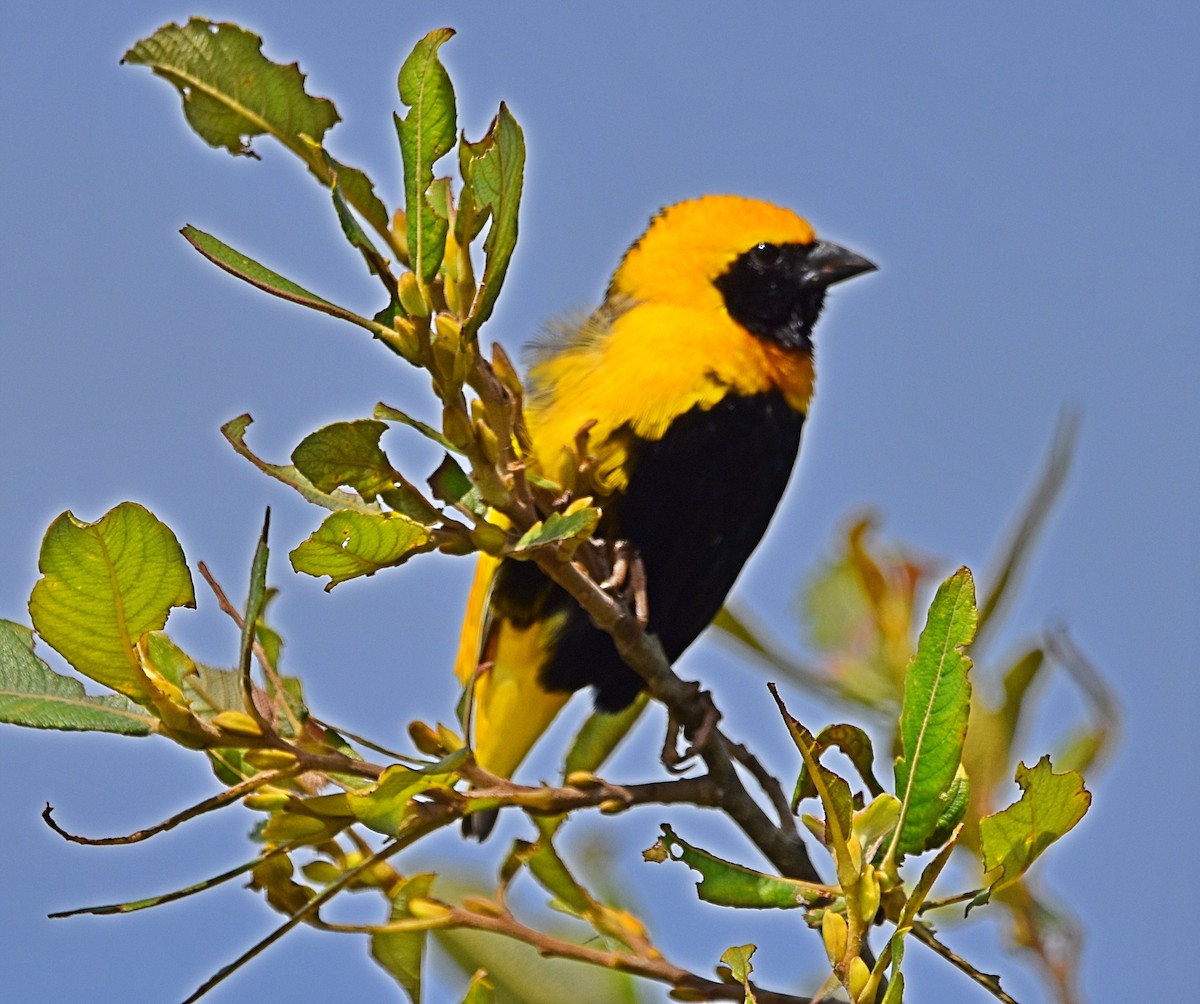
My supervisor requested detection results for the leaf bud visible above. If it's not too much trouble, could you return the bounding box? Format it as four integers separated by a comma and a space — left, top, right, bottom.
849, 956, 871, 1001
461, 896, 503, 917
211, 710, 263, 737
243, 748, 299, 770
857, 866, 881, 923
390, 210, 410, 263
301, 860, 342, 885
470, 523, 510, 556
398, 270, 430, 317
475, 419, 500, 463
822, 909, 848, 966
409, 721, 446, 755
407, 897, 453, 921
243, 789, 291, 812
442, 404, 475, 452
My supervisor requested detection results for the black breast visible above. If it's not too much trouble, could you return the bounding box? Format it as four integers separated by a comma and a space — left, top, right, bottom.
493, 389, 804, 712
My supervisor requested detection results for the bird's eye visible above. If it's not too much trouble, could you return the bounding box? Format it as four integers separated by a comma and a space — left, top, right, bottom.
747, 242, 780, 269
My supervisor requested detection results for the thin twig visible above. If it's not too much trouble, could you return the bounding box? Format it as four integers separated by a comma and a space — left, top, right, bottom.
49, 841, 303, 918
40, 767, 299, 846
721, 731, 797, 835
456, 762, 721, 817
180, 802, 456, 1003
911, 923, 1020, 1004
197, 561, 302, 736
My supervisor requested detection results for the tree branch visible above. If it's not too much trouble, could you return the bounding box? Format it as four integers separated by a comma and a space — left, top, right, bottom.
326, 898, 815, 1003
529, 555, 820, 882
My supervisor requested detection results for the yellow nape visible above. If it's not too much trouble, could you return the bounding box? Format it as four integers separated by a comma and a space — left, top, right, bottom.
611, 194, 817, 312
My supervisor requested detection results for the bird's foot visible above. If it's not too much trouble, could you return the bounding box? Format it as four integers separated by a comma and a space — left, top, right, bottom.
661, 683, 722, 773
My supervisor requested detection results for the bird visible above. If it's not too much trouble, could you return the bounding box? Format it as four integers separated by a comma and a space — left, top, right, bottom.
453, 195, 875, 836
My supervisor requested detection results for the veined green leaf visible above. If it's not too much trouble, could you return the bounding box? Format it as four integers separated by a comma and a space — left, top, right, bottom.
122, 19, 338, 157
512, 507, 600, 552
124, 19, 389, 237
428, 454, 485, 516
182, 226, 382, 334
718, 944, 758, 1004
376, 402, 463, 454
292, 420, 397, 499
460, 104, 524, 340
29, 503, 194, 700
223, 414, 383, 514
289, 511, 432, 589
980, 756, 1091, 891
372, 872, 438, 1003
0, 620, 155, 734
646, 824, 828, 908
293, 419, 440, 523
892, 567, 976, 858
395, 28, 457, 283
792, 722, 884, 805
770, 687, 857, 886
340, 764, 457, 836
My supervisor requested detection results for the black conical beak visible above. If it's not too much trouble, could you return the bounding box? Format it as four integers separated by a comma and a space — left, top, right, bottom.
802, 240, 878, 288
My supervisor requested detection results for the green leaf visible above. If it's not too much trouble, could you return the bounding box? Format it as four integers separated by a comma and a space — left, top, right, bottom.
459, 104, 525, 340
512, 507, 601, 552
769, 686, 856, 886
123, 19, 390, 237
980, 755, 1091, 891
975, 412, 1078, 645
238, 511, 272, 709
330, 159, 392, 245
293, 419, 439, 522
122, 19, 338, 157
458, 970, 495, 1004
340, 763, 459, 836
510, 820, 594, 917
562, 693, 648, 778
853, 794, 902, 860
428, 454, 484, 516
223, 414, 383, 514
0, 620, 155, 734
292, 420, 398, 500
793, 722, 884, 804
892, 567, 977, 858
925, 765, 971, 850
289, 510, 432, 590
372, 872, 438, 1003
718, 944, 758, 1004
646, 825, 826, 908
376, 402, 464, 454
29, 503, 195, 700
182, 226, 382, 334
329, 167, 397, 295
394, 28, 457, 283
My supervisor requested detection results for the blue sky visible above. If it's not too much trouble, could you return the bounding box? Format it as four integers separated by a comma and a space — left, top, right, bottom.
2, 4, 1196, 1002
